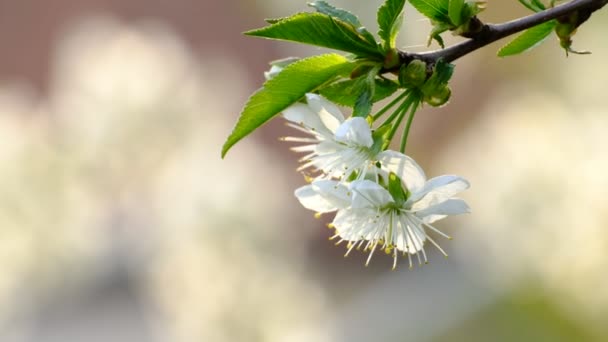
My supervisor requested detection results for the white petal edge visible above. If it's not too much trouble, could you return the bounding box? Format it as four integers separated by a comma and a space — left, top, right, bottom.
410, 175, 470, 209
306, 93, 344, 133
283, 103, 332, 137
415, 198, 470, 224
294, 185, 338, 213
334, 117, 374, 148
377, 151, 427, 193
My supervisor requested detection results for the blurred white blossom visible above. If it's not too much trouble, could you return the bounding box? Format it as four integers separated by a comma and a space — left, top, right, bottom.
440, 86, 608, 332
0, 16, 332, 342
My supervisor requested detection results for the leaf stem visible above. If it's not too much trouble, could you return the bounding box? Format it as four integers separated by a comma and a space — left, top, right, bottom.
372, 90, 410, 121
400, 96, 420, 153
382, 95, 415, 149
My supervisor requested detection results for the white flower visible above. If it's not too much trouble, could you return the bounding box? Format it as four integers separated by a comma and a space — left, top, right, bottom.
295, 153, 470, 269
282, 94, 396, 180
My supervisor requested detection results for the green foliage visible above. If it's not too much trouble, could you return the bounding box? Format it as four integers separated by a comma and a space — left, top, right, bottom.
497, 21, 556, 57
318, 77, 399, 109
268, 57, 300, 68
410, 0, 486, 47
409, 0, 450, 22
449, 0, 466, 26
517, 0, 546, 12
222, 54, 353, 157
308, 0, 362, 27
308, 1, 377, 45
377, 0, 407, 51
245, 12, 382, 58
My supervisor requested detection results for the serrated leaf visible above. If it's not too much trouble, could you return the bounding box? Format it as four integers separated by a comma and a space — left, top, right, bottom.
246, 12, 382, 58
222, 54, 353, 157
409, 0, 450, 22
318, 78, 399, 108
517, 0, 545, 12
449, 0, 465, 25
497, 21, 556, 57
353, 81, 374, 117
269, 57, 300, 68
531, 0, 547, 11
309, 1, 361, 27
377, 0, 406, 50
308, 1, 377, 46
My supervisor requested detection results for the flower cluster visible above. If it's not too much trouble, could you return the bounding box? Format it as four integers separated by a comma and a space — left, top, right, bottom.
283, 94, 471, 269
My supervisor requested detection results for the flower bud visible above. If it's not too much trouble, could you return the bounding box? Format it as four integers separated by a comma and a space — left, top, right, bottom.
399, 60, 428, 88
424, 85, 451, 107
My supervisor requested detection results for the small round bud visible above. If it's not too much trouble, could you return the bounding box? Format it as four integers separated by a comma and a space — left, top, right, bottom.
399, 60, 428, 88
424, 85, 451, 107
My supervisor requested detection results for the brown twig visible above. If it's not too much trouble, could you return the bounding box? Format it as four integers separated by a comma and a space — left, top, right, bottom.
393, 0, 608, 68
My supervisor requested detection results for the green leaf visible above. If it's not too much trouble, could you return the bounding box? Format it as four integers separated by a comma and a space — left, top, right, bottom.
497, 21, 556, 57
308, 1, 377, 46
531, 0, 547, 11
309, 0, 362, 27
377, 0, 406, 50
353, 80, 374, 117
268, 57, 300, 68
428, 22, 451, 47
246, 12, 382, 58
318, 78, 398, 108
448, 0, 465, 26
222, 54, 353, 157
517, 0, 545, 12
409, 0, 450, 22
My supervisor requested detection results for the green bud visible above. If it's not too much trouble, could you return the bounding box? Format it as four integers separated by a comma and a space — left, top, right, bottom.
424, 85, 451, 107
555, 10, 592, 56
399, 60, 428, 88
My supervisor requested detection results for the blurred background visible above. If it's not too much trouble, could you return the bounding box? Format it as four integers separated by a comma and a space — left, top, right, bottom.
0, 0, 606, 341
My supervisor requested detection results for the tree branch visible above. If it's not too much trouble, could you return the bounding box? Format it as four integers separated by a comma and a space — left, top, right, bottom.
396, 0, 608, 67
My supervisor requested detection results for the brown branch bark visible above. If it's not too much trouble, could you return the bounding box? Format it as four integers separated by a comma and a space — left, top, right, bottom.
394, 0, 608, 68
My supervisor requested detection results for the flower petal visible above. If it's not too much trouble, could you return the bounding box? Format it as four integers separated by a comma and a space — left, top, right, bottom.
283, 103, 331, 137
415, 199, 470, 223
306, 93, 344, 133
350, 180, 393, 209
334, 117, 373, 148
312, 180, 352, 210
410, 175, 470, 209
377, 151, 426, 193
333, 207, 373, 241
295, 185, 334, 213
294, 180, 351, 213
